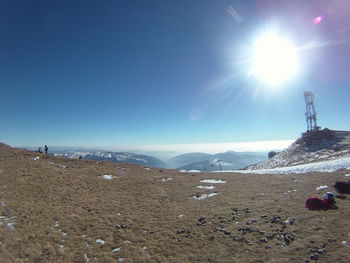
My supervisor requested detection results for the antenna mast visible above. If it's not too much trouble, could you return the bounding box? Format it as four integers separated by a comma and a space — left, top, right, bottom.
304, 91, 319, 132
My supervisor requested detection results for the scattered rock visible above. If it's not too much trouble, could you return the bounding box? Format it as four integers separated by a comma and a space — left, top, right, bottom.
198, 216, 206, 223
176, 229, 188, 234
116, 224, 128, 229
246, 219, 257, 225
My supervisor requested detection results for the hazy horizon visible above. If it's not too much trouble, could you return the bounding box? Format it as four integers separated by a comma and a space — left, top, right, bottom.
18, 139, 293, 159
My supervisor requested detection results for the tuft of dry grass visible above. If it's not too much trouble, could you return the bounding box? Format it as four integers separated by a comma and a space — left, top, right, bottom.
0, 144, 349, 262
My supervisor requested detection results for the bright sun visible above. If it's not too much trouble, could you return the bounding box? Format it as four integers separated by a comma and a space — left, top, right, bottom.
252, 32, 299, 86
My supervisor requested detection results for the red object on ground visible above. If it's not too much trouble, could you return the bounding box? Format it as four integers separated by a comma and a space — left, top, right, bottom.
305, 196, 333, 210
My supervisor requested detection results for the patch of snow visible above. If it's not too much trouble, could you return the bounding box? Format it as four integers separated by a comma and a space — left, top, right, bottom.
118, 258, 125, 262
200, 179, 226, 184
345, 174, 350, 177
0, 201, 6, 206
177, 214, 184, 218
48, 162, 55, 165
59, 165, 66, 168
193, 193, 220, 200
224, 156, 350, 174
316, 185, 328, 190
144, 167, 151, 171
142, 246, 148, 250
5, 222, 15, 230
0, 216, 15, 230
123, 240, 132, 244
112, 247, 121, 253
179, 169, 201, 173
161, 177, 173, 182
100, 174, 115, 180
83, 253, 90, 263
134, 157, 147, 163
341, 241, 348, 246
58, 244, 65, 250
196, 185, 216, 189
59, 230, 67, 236
32, 156, 40, 161
95, 239, 105, 245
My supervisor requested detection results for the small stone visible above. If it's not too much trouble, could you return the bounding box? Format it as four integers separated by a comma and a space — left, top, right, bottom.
198, 216, 206, 222
246, 219, 257, 225
317, 249, 326, 254
260, 238, 268, 243
310, 255, 319, 260
176, 229, 187, 234
223, 230, 231, 235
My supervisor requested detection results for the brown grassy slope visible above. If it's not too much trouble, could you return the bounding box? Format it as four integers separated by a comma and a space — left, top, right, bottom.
0, 144, 349, 263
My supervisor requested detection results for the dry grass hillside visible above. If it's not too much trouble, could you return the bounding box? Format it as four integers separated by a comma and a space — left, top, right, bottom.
0, 143, 350, 263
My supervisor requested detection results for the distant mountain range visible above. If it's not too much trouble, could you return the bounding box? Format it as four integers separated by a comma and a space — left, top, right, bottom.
53, 150, 168, 168
51, 149, 268, 170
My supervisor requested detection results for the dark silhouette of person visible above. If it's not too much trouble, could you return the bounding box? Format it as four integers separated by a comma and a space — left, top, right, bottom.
45, 145, 48, 154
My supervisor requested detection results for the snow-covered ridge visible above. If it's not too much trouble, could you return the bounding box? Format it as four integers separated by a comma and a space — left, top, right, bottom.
221, 156, 350, 174
246, 129, 350, 170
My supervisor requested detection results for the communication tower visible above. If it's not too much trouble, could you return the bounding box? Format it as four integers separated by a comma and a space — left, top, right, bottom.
304, 91, 320, 132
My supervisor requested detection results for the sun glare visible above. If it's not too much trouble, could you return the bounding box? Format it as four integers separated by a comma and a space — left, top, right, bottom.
252, 32, 299, 86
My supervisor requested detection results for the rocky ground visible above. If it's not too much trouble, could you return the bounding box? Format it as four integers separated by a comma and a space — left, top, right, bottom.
246, 129, 350, 170
0, 143, 350, 263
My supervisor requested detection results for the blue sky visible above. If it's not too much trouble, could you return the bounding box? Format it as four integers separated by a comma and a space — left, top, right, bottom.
1, 0, 349, 152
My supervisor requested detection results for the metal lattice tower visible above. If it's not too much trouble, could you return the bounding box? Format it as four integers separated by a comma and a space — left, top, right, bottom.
304, 91, 319, 132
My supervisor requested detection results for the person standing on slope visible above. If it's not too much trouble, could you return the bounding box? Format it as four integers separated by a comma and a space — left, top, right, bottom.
45, 145, 48, 154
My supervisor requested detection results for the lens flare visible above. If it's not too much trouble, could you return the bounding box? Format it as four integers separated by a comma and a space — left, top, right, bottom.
252, 32, 299, 86
313, 16, 323, 25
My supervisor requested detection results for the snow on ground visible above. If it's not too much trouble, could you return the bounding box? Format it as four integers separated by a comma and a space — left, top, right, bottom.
200, 179, 227, 184
196, 185, 216, 189
316, 185, 328, 190
217, 157, 350, 174
95, 239, 106, 245
179, 170, 201, 173
99, 174, 115, 180
161, 177, 173, 182
0, 216, 16, 230
193, 193, 220, 200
